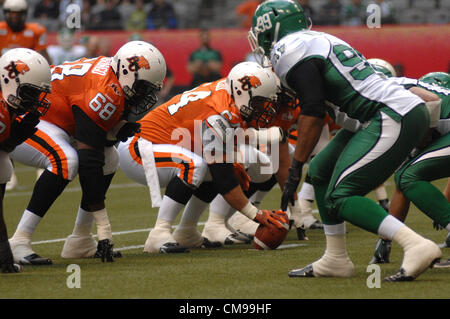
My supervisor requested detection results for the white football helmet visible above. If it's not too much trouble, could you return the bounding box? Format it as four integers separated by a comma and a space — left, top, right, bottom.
3, 0, 28, 32
367, 58, 397, 78
0, 48, 51, 115
111, 40, 167, 115
226, 62, 278, 128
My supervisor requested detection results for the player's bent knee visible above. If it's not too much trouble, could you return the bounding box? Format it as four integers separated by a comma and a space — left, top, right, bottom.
103, 146, 120, 175
0, 152, 13, 184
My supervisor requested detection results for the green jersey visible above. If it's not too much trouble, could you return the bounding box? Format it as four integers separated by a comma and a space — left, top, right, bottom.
271, 30, 424, 123
392, 77, 450, 135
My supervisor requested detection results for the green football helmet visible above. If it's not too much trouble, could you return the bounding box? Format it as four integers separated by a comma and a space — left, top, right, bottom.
367, 58, 396, 78
419, 72, 450, 89
248, 0, 309, 57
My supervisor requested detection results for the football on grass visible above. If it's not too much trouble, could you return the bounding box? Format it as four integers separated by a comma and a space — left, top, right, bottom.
253, 215, 290, 250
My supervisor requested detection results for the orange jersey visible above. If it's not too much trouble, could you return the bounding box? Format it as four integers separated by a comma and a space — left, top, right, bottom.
41, 57, 126, 136
0, 96, 12, 143
287, 113, 335, 145
271, 106, 301, 132
0, 22, 47, 54
138, 79, 244, 153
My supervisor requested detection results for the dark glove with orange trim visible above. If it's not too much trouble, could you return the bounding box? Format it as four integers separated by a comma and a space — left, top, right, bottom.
254, 209, 288, 230
0, 112, 39, 152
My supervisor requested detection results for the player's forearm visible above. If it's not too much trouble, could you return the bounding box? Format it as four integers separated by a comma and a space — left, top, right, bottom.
275, 141, 290, 190
293, 115, 324, 163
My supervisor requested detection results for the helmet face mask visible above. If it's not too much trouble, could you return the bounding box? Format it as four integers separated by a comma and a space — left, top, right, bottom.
9, 82, 51, 116
246, 96, 278, 128
123, 79, 160, 115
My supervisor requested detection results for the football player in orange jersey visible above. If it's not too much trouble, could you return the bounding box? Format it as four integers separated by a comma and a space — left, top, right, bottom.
0, 48, 51, 272
0, 0, 51, 63
118, 61, 288, 253
8, 41, 166, 265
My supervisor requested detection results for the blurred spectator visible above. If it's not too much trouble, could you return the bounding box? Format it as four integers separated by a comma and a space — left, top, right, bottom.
126, 0, 147, 31
47, 28, 87, 65
318, 0, 342, 25
187, 28, 223, 89
376, 0, 395, 24
33, 0, 60, 19
341, 0, 366, 26
81, 0, 93, 30
235, 0, 263, 29
298, 0, 316, 24
146, 0, 177, 30
97, 0, 122, 30
82, 35, 111, 57
118, 0, 136, 29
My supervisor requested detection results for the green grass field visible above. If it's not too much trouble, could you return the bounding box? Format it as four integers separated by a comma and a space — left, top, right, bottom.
1, 164, 449, 299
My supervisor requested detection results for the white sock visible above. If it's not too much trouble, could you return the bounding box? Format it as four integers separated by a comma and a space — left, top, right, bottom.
323, 223, 346, 236
72, 207, 94, 237
157, 195, 186, 223
93, 208, 112, 241
445, 224, 450, 232
374, 185, 388, 201
14, 210, 42, 236
298, 182, 315, 201
377, 215, 404, 240
178, 195, 208, 227
210, 195, 235, 218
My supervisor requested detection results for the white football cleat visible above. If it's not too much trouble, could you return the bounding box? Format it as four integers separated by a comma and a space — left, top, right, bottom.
172, 225, 204, 248
61, 234, 97, 258
391, 239, 442, 281
227, 212, 258, 237
144, 220, 189, 253
9, 237, 52, 265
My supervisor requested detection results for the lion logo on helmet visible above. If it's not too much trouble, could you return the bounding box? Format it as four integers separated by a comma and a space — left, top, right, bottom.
4, 60, 30, 79
238, 75, 262, 91
127, 56, 150, 72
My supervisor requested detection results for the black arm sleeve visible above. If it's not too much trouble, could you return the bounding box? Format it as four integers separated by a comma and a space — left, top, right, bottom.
72, 105, 107, 150
208, 163, 240, 195
286, 58, 327, 119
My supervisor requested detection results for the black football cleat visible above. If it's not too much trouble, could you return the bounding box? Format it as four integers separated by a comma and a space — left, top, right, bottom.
378, 199, 390, 212
308, 221, 324, 230
384, 268, 416, 282
369, 238, 392, 264
159, 242, 190, 254
296, 227, 309, 241
224, 232, 252, 245
433, 259, 450, 268
288, 264, 315, 277
19, 253, 53, 265
439, 233, 450, 248
200, 237, 223, 249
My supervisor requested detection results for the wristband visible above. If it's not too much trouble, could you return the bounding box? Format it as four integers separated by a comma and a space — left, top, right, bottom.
240, 201, 258, 220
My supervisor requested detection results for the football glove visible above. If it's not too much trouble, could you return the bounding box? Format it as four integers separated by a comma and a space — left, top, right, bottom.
254, 209, 288, 230
281, 159, 304, 211
0, 112, 39, 153
115, 122, 141, 142
0, 240, 21, 273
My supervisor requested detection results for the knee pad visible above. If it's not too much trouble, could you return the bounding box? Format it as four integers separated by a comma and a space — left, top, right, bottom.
103, 146, 120, 175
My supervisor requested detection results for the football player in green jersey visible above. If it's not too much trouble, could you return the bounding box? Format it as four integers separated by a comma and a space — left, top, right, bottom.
249, 0, 442, 281
369, 72, 450, 268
